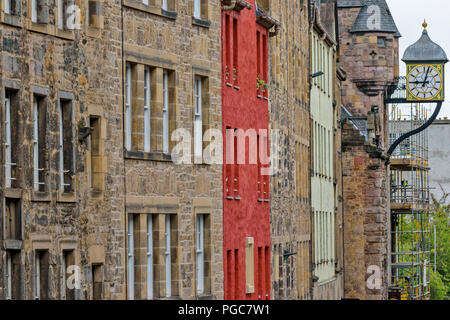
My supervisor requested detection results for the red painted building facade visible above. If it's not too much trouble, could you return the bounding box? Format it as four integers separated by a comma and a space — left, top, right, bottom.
221, 1, 274, 300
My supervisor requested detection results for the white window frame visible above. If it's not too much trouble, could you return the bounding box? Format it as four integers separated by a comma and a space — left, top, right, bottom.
4, 93, 14, 189
162, 0, 167, 10
193, 0, 201, 19
196, 215, 204, 295
194, 76, 203, 160
142, 0, 148, 6
163, 70, 169, 154
147, 214, 153, 299
6, 251, 12, 300
144, 67, 151, 153
125, 63, 132, 151
165, 214, 171, 297
34, 251, 40, 300
57, 0, 64, 29
128, 214, 134, 300
58, 101, 70, 192
31, 0, 37, 23
32, 98, 45, 191
4, 0, 11, 15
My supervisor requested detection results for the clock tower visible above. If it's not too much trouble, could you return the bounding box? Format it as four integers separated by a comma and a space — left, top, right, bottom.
403, 21, 448, 102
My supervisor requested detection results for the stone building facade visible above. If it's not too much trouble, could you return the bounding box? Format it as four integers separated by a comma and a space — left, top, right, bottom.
0, 0, 224, 300
266, 0, 311, 300
310, 0, 344, 300
0, 0, 125, 300
337, 0, 400, 299
120, 0, 224, 300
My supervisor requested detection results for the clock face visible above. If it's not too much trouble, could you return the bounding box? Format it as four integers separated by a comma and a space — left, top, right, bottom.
407, 64, 444, 101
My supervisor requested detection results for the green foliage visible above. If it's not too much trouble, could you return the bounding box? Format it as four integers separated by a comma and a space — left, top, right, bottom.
430, 191, 450, 299
256, 75, 268, 91
430, 270, 447, 300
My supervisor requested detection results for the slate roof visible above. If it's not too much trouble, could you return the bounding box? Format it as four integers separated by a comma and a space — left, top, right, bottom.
402, 29, 448, 62
338, 0, 401, 37
337, 0, 364, 7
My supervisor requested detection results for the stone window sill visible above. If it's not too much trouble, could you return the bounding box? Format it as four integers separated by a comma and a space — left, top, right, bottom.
192, 17, 211, 28
161, 9, 177, 20
28, 22, 54, 36
4, 188, 22, 199
122, 1, 177, 20
31, 191, 51, 203
86, 26, 102, 38
3, 239, 23, 251
90, 189, 104, 200
196, 294, 213, 300
57, 191, 77, 203
55, 28, 75, 41
1, 13, 21, 28
125, 150, 173, 162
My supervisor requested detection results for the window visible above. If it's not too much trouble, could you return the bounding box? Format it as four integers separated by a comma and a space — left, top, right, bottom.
87, 0, 104, 28
196, 215, 204, 294
147, 214, 154, 299
193, 0, 200, 19
59, 99, 74, 193
233, 17, 238, 82
127, 213, 134, 299
92, 264, 103, 299
378, 37, 386, 47
224, 14, 231, 79
264, 246, 270, 299
4, 90, 21, 189
57, 0, 65, 29
34, 250, 49, 300
164, 214, 171, 297
5, 251, 12, 299
90, 116, 103, 192
194, 76, 202, 161
245, 237, 255, 294
224, 13, 238, 84
256, 31, 261, 76
62, 250, 75, 300
163, 70, 169, 154
144, 67, 151, 152
32, 96, 47, 192
161, 0, 176, 11
150, 214, 178, 298
31, 0, 49, 24
5, 250, 21, 300
4, 92, 13, 188
314, 210, 335, 282
5, 198, 21, 240
125, 63, 132, 150
4, 0, 20, 15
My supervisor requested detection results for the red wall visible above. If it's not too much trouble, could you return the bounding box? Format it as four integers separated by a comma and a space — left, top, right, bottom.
222, 1, 271, 300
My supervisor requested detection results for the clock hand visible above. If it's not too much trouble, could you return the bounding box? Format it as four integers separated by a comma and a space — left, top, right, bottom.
422, 67, 431, 87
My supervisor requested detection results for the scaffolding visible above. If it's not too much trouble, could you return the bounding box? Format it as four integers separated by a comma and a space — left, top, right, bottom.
388, 77, 433, 300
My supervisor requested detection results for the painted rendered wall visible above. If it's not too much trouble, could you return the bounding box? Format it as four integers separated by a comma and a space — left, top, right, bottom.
222, 0, 271, 300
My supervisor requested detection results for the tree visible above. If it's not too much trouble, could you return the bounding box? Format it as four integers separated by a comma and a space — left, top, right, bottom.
430, 187, 450, 300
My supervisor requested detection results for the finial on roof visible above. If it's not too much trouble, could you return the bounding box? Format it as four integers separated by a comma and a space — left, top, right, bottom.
422, 19, 428, 30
